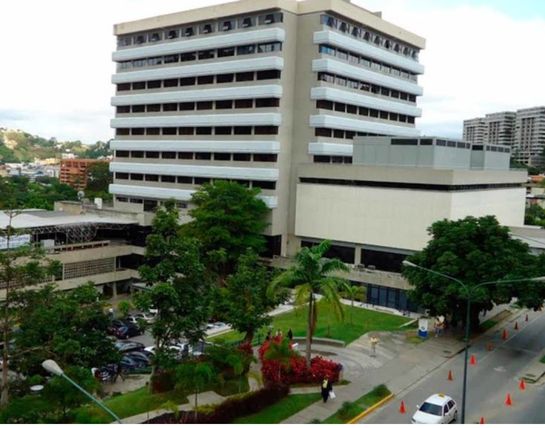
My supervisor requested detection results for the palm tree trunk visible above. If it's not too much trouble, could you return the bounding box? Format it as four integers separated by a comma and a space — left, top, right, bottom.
306, 293, 313, 366
194, 386, 198, 420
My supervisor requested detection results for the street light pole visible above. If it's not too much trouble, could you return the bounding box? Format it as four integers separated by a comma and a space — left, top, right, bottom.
402, 260, 545, 424
42, 360, 122, 424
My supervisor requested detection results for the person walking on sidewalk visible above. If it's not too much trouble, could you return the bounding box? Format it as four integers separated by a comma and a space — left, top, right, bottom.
287, 328, 293, 341
370, 335, 379, 357
321, 377, 333, 403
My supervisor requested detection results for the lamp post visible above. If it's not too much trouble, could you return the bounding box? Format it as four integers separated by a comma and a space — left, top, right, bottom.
42, 360, 122, 424
401, 260, 545, 424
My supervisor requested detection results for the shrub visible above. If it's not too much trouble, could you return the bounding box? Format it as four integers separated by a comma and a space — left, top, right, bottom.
258, 338, 342, 385
145, 384, 289, 424
151, 369, 176, 393
338, 401, 359, 421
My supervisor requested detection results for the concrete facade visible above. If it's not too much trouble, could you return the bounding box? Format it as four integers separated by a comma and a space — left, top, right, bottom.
109, 0, 425, 257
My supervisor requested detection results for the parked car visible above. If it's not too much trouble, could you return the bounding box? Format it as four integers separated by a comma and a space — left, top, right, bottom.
412, 394, 457, 424
145, 342, 192, 360
125, 351, 152, 366
120, 355, 145, 372
114, 340, 145, 353
108, 320, 142, 339
126, 312, 155, 325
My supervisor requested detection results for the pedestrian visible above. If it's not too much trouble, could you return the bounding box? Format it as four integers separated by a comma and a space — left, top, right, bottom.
321, 377, 333, 403
275, 329, 282, 338
370, 335, 379, 357
287, 328, 293, 341
265, 330, 272, 341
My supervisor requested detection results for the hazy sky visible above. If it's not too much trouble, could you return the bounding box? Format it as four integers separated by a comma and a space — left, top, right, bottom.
1, 0, 544, 144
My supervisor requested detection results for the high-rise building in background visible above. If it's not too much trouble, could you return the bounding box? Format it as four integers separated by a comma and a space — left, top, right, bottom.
109, 0, 425, 255
514, 107, 545, 166
464, 107, 545, 167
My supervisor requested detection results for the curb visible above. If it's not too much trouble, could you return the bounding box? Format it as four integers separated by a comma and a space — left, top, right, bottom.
346, 393, 394, 424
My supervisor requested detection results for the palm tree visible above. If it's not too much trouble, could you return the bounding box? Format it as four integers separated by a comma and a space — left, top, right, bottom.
176, 361, 216, 419
344, 284, 360, 326
268, 240, 349, 365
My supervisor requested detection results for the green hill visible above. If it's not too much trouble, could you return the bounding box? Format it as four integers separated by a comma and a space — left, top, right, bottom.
0, 128, 110, 162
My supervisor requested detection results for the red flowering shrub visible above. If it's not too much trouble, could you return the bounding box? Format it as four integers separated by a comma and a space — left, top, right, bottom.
259, 337, 342, 385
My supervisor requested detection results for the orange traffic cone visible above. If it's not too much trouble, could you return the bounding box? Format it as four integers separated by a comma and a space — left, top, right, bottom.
525, 313, 529, 322
480, 416, 485, 424
399, 400, 406, 414
505, 393, 512, 406
502, 329, 508, 340
514, 321, 519, 330
448, 370, 453, 381
470, 354, 477, 365
519, 379, 526, 391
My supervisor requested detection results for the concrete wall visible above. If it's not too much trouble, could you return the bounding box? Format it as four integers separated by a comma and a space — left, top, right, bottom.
294, 183, 525, 251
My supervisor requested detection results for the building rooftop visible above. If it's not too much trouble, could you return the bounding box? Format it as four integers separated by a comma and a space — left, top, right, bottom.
0, 210, 137, 230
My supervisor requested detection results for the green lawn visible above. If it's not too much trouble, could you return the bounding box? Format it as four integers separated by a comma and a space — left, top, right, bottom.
234, 393, 322, 424
214, 302, 410, 345
540, 354, 545, 364
479, 319, 498, 332
72, 386, 189, 423
322, 384, 391, 424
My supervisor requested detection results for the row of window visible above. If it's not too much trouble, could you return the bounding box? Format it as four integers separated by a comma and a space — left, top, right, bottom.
116, 69, 281, 92
116, 125, 279, 137
313, 155, 353, 164
118, 42, 282, 71
115, 173, 276, 189
318, 72, 417, 103
315, 128, 381, 140
316, 100, 416, 124
319, 44, 416, 82
115, 150, 277, 162
320, 14, 419, 61
116, 98, 280, 114
117, 12, 283, 48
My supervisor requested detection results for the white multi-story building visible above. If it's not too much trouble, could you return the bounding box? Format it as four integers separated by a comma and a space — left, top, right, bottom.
110, 0, 425, 256
108, 0, 527, 312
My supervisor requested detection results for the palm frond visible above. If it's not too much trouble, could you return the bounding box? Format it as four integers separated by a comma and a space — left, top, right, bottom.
294, 283, 311, 307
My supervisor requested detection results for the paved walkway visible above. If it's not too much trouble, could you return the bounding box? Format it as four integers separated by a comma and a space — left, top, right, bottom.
281, 305, 519, 424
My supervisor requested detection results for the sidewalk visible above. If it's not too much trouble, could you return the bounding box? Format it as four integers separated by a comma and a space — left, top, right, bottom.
281, 334, 466, 424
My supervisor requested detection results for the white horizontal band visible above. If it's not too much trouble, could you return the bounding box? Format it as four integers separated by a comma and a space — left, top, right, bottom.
308, 142, 353, 156
110, 113, 282, 128
112, 56, 284, 84
110, 162, 279, 180
312, 58, 423, 96
109, 184, 278, 208
112, 85, 283, 106
113, 28, 285, 61
311, 87, 421, 117
309, 114, 421, 137
111, 140, 280, 153
314, 30, 424, 75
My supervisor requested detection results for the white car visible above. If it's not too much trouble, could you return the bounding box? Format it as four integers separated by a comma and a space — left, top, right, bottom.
412, 394, 457, 424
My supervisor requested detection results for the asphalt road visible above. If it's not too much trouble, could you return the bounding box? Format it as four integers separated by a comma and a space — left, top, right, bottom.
363, 309, 545, 424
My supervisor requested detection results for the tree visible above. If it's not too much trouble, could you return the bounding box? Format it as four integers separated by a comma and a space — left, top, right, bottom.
12, 284, 119, 376
344, 284, 360, 326
175, 361, 216, 419
85, 162, 112, 202
525, 204, 545, 228
268, 241, 349, 365
117, 300, 133, 319
136, 200, 212, 380
223, 250, 275, 344
0, 207, 59, 406
43, 366, 99, 421
184, 181, 269, 280
403, 216, 545, 330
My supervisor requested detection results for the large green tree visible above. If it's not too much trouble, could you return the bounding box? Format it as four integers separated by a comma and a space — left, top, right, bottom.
12, 284, 119, 376
268, 240, 349, 365
184, 180, 269, 280
404, 216, 545, 330
222, 250, 275, 344
0, 176, 77, 210
0, 207, 60, 406
85, 162, 112, 202
136, 200, 212, 379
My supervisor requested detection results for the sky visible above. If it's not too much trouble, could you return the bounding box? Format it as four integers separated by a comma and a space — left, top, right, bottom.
1, 0, 544, 144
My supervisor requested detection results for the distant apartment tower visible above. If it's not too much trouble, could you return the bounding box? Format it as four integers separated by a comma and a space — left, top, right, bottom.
60, 159, 107, 190
463, 117, 485, 145
463, 107, 545, 166
514, 106, 545, 166
109, 0, 425, 255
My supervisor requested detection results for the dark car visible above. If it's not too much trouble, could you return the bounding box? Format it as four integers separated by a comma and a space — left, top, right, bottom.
108, 320, 141, 339
120, 355, 144, 373
114, 340, 145, 353
125, 351, 151, 366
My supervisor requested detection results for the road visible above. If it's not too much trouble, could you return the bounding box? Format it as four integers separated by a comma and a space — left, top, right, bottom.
363, 309, 545, 424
